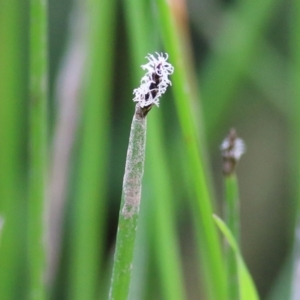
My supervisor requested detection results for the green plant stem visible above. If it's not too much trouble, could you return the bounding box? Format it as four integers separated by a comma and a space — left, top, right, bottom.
109, 107, 147, 300
155, 0, 227, 299
128, 197, 150, 300
225, 174, 240, 244
29, 0, 48, 298
68, 0, 116, 298
0, 0, 24, 299
225, 174, 240, 300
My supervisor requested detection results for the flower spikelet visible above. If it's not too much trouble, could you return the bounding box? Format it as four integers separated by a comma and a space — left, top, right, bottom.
133, 52, 174, 109
221, 128, 245, 175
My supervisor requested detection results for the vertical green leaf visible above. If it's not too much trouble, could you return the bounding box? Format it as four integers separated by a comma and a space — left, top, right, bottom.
68, 0, 116, 299
29, 0, 48, 298
0, 0, 26, 299
290, 0, 300, 298
155, 0, 227, 298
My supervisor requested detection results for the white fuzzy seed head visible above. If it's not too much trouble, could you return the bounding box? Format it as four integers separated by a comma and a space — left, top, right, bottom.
133, 52, 174, 108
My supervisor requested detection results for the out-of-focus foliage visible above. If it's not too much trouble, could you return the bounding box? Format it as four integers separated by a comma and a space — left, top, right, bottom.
0, 0, 297, 299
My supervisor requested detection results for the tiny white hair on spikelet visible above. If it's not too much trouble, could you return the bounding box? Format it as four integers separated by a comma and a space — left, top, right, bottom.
133, 52, 174, 109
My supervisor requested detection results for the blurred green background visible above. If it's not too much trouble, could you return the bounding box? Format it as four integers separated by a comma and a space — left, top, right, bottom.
0, 0, 297, 299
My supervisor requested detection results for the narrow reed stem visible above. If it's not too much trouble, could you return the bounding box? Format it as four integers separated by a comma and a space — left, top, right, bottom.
291, 0, 300, 298
225, 174, 240, 245
0, 1, 24, 299
221, 128, 245, 300
29, 0, 48, 298
224, 174, 240, 300
109, 105, 147, 300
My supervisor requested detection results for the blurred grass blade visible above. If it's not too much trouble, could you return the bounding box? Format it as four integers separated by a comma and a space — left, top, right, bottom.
155, 0, 227, 299
47, 0, 87, 283
68, 0, 116, 298
147, 110, 187, 300
29, 0, 48, 298
109, 108, 147, 300
124, 0, 154, 67
0, 1, 26, 299
213, 215, 259, 300
290, 0, 300, 298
